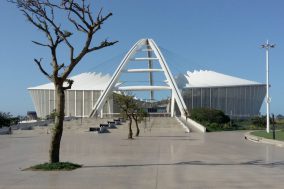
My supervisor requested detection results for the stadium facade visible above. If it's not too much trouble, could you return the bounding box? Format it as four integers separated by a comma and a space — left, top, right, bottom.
28, 73, 114, 118
28, 70, 266, 119
180, 70, 266, 118
28, 39, 266, 119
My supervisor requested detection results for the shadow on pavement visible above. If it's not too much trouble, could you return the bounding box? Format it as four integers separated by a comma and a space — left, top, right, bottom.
82, 160, 284, 169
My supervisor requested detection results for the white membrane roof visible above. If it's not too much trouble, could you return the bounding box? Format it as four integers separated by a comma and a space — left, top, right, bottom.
184, 70, 262, 88
28, 72, 112, 90
28, 70, 263, 91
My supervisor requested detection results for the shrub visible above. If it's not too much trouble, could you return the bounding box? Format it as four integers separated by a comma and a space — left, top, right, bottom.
190, 108, 231, 132
207, 123, 221, 131
191, 108, 230, 124
250, 116, 267, 128
0, 112, 20, 128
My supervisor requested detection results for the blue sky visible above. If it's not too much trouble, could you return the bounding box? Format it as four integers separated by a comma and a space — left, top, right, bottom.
0, 0, 283, 116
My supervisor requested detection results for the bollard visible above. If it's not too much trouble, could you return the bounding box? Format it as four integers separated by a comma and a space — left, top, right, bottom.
272, 114, 275, 140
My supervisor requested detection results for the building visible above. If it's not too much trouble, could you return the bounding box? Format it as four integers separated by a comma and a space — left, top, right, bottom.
181, 70, 266, 118
28, 39, 266, 120
28, 69, 266, 119
28, 72, 114, 118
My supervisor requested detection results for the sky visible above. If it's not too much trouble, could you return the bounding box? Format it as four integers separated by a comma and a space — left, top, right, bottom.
0, 0, 283, 116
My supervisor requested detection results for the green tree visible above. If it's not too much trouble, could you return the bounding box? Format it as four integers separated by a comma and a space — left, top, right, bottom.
132, 108, 147, 137
10, 0, 117, 163
114, 93, 138, 139
0, 112, 20, 128
0, 112, 12, 127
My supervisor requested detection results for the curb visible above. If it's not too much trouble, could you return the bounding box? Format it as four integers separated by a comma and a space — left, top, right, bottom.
244, 131, 284, 147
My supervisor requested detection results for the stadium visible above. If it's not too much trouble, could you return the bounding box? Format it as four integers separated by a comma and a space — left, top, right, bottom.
181, 70, 266, 119
28, 39, 266, 120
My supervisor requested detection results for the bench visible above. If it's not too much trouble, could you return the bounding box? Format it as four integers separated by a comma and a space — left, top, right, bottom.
99, 124, 109, 133
113, 119, 121, 125
107, 121, 116, 128
119, 118, 125, 123
100, 124, 109, 127
89, 127, 100, 132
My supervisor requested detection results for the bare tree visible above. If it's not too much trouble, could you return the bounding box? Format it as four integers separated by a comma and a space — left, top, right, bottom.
9, 0, 117, 163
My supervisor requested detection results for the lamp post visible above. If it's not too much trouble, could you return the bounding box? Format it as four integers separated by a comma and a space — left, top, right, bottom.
261, 40, 275, 133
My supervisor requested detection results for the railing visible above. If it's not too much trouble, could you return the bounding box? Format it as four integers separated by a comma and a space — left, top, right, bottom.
101, 112, 171, 118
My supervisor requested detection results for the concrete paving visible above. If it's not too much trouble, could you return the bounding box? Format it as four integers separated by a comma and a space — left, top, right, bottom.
1, 117, 284, 189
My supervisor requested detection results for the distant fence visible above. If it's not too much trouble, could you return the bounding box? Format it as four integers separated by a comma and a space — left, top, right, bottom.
102, 113, 171, 118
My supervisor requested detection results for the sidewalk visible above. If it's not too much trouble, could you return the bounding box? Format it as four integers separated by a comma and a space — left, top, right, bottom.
1, 118, 284, 189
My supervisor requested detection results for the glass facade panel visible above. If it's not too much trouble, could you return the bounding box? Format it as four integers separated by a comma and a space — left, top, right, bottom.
76, 91, 83, 117
84, 91, 92, 116
182, 89, 192, 111
69, 90, 75, 116
211, 88, 218, 109
218, 88, 226, 112
192, 88, 201, 108
201, 88, 210, 108
50, 90, 55, 113
92, 91, 101, 107
29, 84, 266, 119
182, 85, 266, 119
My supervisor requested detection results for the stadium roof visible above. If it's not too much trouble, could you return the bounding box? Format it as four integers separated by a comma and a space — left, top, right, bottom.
184, 70, 263, 88
28, 72, 112, 90
28, 70, 264, 91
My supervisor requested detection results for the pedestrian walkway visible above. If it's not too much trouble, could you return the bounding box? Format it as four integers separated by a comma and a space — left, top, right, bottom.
0, 118, 284, 189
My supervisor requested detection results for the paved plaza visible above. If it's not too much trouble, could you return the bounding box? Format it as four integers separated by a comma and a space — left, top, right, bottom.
1, 117, 284, 189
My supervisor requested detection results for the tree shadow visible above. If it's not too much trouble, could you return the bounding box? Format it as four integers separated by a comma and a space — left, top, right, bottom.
82, 160, 284, 169
140, 136, 190, 138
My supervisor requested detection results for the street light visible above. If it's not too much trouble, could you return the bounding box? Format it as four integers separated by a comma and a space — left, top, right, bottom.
261, 40, 275, 133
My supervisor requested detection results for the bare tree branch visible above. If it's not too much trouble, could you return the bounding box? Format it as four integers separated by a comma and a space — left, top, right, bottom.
32, 40, 51, 47
34, 58, 52, 80
68, 12, 88, 33
56, 63, 65, 72
22, 10, 46, 32
10, 0, 117, 87
92, 11, 113, 33
54, 33, 64, 46
62, 0, 91, 29
86, 5, 94, 25
88, 39, 118, 53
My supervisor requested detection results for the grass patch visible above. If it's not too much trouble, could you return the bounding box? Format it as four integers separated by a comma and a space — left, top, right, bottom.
251, 130, 284, 141
26, 162, 82, 171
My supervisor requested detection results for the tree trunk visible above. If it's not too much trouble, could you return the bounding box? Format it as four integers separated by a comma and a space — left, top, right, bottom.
134, 118, 140, 137
49, 85, 65, 163
128, 117, 133, 139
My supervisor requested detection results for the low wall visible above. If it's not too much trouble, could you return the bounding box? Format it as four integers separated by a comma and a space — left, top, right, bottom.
11, 120, 52, 130
180, 116, 206, 133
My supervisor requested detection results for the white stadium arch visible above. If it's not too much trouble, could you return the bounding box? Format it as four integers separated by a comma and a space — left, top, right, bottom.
89, 39, 188, 118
